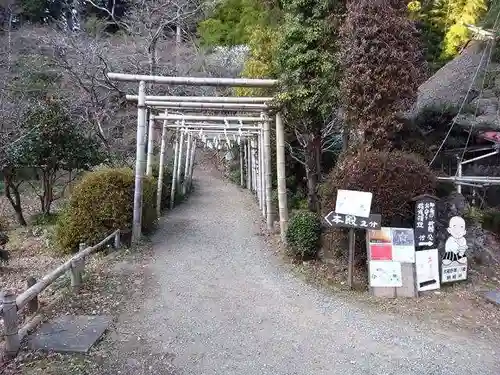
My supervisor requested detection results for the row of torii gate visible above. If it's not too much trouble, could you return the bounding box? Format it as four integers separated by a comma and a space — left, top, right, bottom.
107, 73, 289, 244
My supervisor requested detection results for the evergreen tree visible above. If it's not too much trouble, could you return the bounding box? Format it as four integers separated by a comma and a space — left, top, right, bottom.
273, 0, 345, 211
439, 0, 488, 59
408, 0, 488, 63
197, 0, 281, 46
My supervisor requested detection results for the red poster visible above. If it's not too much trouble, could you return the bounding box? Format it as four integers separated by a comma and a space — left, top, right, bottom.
370, 244, 392, 260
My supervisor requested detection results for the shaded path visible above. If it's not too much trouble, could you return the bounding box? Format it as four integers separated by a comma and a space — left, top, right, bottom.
140, 168, 499, 375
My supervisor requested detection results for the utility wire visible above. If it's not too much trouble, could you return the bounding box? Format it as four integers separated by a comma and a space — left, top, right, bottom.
455, 7, 500, 172
429, 0, 500, 167
428, 35, 493, 167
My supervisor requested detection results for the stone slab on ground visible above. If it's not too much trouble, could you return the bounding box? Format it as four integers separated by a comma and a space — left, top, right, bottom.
28, 315, 112, 353
484, 290, 500, 306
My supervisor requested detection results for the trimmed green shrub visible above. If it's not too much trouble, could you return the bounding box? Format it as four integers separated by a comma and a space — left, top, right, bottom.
55, 168, 157, 253
286, 210, 322, 258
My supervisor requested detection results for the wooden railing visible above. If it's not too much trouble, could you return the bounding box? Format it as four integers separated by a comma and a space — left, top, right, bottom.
0, 229, 121, 358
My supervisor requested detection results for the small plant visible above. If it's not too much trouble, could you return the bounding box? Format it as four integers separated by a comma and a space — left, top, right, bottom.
229, 169, 241, 184
464, 206, 484, 225
482, 209, 500, 235
31, 212, 60, 226
285, 210, 322, 259
151, 163, 174, 210
0, 216, 9, 232
290, 190, 307, 210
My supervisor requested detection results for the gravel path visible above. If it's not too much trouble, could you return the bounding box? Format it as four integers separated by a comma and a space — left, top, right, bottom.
136, 168, 500, 375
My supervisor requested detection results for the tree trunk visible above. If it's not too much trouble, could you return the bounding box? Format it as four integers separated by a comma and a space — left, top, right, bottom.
4, 169, 26, 226
148, 31, 159, 92
175, 8, 181, 73
315, 140, 322, 182
304, 135, 321, 213
342, 129, 350, 151
40, 169, 54, 215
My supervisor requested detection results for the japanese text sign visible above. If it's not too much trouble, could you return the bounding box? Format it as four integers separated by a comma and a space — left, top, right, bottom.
414, 195, 438, 249
324, 212, 381, 230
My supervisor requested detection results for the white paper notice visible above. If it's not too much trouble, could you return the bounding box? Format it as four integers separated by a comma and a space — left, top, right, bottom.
369, 261, 402, 287
390, 228, 416, 263
416, 249, 440, 292
335, 190, 373, 218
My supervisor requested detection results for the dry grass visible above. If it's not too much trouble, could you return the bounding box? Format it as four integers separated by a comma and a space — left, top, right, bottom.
0, 178, 164, 374
263, 224, 500, 341
0, 187, 73, 341
1, 243, 154, 375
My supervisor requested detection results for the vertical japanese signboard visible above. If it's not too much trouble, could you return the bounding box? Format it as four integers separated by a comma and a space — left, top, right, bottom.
413, 194, 441, 292
413, 195, 438, 249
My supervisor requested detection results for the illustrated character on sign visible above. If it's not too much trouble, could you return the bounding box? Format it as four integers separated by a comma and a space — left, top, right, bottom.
442, 216, 468, 266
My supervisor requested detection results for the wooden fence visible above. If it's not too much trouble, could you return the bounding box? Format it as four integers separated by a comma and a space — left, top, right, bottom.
0, 229, 121, 358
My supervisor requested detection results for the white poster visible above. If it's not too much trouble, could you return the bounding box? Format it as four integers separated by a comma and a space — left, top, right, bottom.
390, 228, 416, 263
369, 261, 402, 287
335, 189, 373, 218
416, 249, 440, 292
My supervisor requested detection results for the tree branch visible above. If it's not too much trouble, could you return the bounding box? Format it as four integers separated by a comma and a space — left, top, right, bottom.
286, 141, 306, 166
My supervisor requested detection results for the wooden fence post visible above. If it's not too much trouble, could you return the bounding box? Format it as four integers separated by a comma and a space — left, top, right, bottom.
69, 243, 86, 292
114, 231, 121, 249
1, 290, 20, 357
69, 260, 82, 292
26, 277, 38, 314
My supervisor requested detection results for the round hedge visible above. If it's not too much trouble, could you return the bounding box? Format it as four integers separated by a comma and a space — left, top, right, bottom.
286, 210, 322, 258
321, 149, 436, 226
56, 168, 157, 252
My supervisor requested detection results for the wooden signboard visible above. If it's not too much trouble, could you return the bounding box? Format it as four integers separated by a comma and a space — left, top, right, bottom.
324, 211, 381, 290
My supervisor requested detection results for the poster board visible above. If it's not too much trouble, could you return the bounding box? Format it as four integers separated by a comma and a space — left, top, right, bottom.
415, 249, 440, 292
369, 261, 402, 287
366, 227, 417, 297
335, 190, 373, 218
367, 227, 415, 263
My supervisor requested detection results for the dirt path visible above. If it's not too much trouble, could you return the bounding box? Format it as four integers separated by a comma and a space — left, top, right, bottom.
104, 165, 497, 375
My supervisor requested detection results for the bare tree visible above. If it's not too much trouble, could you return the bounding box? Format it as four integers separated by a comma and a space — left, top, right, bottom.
0, 18, 35, 225
86, 0, 203, 80
41, 31, 128, 149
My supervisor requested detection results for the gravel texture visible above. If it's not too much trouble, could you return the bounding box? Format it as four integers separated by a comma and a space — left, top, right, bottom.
130, 167, 500, 375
